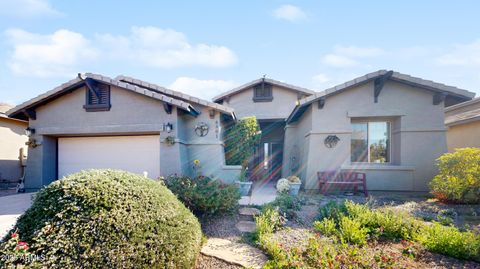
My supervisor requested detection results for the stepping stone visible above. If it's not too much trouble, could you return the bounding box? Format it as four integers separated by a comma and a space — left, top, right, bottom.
235, 221, 256, 233
239, 207, 261, 216
201, 238, 267, 269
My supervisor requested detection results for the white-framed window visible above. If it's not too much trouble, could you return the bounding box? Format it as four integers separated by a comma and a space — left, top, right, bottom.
351, 121, 391, 163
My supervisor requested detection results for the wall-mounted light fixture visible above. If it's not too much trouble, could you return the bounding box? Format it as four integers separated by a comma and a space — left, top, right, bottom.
25, 127, 35, 137
163, 122, 173, 133
24, 127, 41, 148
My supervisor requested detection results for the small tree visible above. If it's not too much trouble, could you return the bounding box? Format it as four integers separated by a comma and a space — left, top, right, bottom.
224, 116, 261, 169
430, 147, 480, 204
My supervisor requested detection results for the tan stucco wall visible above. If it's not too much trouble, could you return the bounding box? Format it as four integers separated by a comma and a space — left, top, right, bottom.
223, 86, 302, 119
24, 85, 239, 190
285, 80, 448, 191
0, 118, 27, 180
447, 121, 480, 151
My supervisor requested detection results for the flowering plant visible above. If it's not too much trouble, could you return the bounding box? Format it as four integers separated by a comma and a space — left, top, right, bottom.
287, 176, 301, 184
276, 178, 290, 193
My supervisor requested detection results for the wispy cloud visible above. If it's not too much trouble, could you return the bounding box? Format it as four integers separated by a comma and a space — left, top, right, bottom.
436, 39, 480, 67
6, 29, 98, 77
312, 73, 330, 84
5, 26, 238, 78
321, 45, 384, 68
272, 4, 307, 22
0, 0, 62, 18
97, 26, 238, 68
169, 77, 237, 100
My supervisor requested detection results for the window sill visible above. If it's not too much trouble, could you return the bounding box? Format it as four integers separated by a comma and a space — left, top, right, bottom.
252, 97, 273, 103
84, 104, 111, 112
341, 164, 415, 171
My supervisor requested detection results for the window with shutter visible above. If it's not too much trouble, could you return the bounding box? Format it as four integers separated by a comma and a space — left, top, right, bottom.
253, 83, 273, 102
84, 83, 111, 111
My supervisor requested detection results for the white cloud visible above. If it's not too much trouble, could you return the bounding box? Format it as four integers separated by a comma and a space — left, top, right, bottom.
169, 77, 237, 100
321, 45, 384, 68
436, 40, 480, 67
97, 26, 238, 68
0, 0, 62, 18
312, 73, 330, 84
6, 28, 98, 77
5, 26, 238, 78
322, 54, 358, 67
273, 4, 307, 22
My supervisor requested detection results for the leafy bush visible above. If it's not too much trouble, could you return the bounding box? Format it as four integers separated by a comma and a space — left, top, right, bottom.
224, 116, 261, 166
419, 222, 480, 261
163, 175, 240, 216
0, 170, 202, 268
255, 208, 286, 236
263, 192, 304, 219
316, 200, 480, 262
430, 147, 480, 204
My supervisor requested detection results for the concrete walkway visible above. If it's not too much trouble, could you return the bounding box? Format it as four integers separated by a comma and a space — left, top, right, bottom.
239, 181, 277, 206
201, 238, 267, 269
0, 193, 34, 238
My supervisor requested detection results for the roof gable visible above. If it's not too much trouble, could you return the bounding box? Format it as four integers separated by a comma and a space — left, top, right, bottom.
7, 73, 202, 120
287, 70, 476, 123
212, 77, 315, 102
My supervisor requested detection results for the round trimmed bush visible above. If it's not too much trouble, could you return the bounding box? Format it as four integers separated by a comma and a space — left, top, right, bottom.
430, 148, 480, 204
4, 170, 202, 268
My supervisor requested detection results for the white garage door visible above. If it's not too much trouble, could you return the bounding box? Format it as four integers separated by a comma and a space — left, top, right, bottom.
58, 135, 160, 179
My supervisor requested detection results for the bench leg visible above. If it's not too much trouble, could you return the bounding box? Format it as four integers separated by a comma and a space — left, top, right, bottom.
363, 182, 368, 197
354, 184, 358, 194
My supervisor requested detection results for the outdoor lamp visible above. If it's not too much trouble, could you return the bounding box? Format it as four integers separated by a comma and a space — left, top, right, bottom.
164, 122, 173, 133
25, 127, 35, 137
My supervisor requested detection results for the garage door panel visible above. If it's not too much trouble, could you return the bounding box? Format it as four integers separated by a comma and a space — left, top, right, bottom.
58, 136, 160, 179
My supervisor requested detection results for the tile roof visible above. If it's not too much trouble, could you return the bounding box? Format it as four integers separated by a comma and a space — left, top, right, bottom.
445, 108, 480, 126
287, 70, 476, 123
116, 75, 235, 115
7, 73, 205, 119
212, 77, 315, 102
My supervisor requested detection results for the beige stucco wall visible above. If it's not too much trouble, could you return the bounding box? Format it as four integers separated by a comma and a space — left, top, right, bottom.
285, 80, 448, 191
223, 85, 302, 119
0, 118, 27, 180
24, 85, 239, 190
447, 121, 480, 151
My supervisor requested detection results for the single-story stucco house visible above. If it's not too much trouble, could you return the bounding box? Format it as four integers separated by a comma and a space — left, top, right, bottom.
7, 70, 476, 192
7, 74, 241, 191
445, 97, 480, 151
214, 70, 475, 191
0, 103, 28, 183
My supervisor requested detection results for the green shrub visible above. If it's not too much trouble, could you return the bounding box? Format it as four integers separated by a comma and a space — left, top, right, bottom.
224, 116, 261, 166
318, 200, 347, 221
255, 208, 286, 236
163, 175, 240, 216
430, 147, 480, 204
313, 218, 337, 237
0, 170, 202, 268
337, 216, 369, 246
419, 222, 480, 261
263, 192, 304, 219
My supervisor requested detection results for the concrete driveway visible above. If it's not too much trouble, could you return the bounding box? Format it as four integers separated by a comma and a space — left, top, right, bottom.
0, 193, 34, 239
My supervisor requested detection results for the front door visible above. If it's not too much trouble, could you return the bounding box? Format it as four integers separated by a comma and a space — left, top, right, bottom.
251, 141, 283, 182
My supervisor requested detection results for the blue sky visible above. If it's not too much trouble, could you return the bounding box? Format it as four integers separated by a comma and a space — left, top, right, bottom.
1, 0, 479, 105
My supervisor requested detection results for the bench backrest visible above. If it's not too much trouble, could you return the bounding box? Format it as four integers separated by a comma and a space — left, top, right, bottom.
317, 171, 366, 183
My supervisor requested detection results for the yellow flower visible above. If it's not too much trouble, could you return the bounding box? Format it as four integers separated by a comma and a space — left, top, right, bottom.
193, 159, 200, 166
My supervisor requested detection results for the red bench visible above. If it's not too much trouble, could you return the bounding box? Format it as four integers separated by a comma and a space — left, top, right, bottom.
317, 171, 368, 197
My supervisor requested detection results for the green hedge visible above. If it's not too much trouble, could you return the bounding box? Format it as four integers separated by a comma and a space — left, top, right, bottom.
1, 170, 202, 268
163, 175, 240, 216
430, 147, 480, 204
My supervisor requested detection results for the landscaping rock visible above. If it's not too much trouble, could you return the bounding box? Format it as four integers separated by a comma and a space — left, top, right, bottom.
239, 207, 261, 216
235, 220, 257, 233
201, 238, 267, 269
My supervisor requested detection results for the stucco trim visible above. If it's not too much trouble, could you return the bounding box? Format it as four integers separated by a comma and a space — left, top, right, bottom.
222, 165, 243, 170
444, 97, 480, 112
287, 70, 475, 124
341, 164, 415, 171
213, 77, 315, 102
36, 124, 164, 135
305, 131, 352, 137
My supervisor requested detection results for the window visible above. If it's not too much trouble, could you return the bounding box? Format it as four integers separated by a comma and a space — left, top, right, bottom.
84, 83, 111, 111
351, 121, 390, 163
253, 83, 273, 102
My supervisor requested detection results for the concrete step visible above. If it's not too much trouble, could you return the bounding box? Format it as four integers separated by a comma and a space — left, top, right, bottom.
238, 207, 261, 221
235, 220, 257, 233
201, 238, 267, 269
